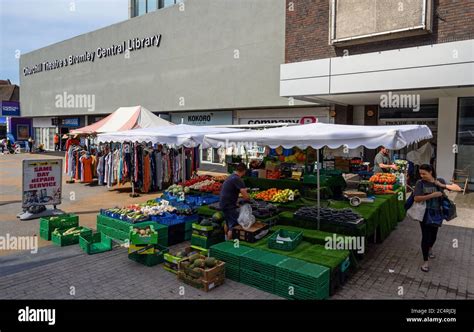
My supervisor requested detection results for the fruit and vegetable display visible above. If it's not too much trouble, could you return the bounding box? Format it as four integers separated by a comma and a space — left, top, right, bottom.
165, 184, 188, 197
369, 173, 397, 184
294, 206, 364, 227
251, 188, 300, 203
395, 159, 408, 172
101, 207, 149, 223
182, 176, 212, 187
102, 199, 178, 222
249, 200, 279, 218
177, 254, 225, 292
131, 226, 155, 237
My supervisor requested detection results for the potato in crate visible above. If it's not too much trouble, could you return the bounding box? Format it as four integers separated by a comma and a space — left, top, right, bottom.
129, 225, 158, 245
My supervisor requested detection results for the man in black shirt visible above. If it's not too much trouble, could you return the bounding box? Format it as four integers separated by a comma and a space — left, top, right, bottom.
219, 163, 250, 240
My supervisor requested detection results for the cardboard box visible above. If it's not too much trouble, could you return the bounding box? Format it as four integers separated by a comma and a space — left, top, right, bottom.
178, 254, 226, 281
177, 271, 225, 292
232, 222, 270, 243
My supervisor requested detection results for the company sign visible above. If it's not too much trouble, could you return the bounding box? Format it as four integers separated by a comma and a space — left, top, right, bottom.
22, 159, 62, 208
239, 116, 320, 125
171, 111, 233, 126
23, 34, 162, 77
1, 101, 20, 116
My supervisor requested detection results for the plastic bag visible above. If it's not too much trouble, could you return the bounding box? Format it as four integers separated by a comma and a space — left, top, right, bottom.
407, 201, 426, 222
237, 204, 256, 230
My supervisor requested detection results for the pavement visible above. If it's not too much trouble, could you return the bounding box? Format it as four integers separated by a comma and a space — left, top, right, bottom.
0, 152, 473, 299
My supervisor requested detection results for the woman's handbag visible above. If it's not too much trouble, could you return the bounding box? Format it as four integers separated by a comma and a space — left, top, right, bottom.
441, 196, 457, 221
407, 201, 426, 222
425, 207, 444, 227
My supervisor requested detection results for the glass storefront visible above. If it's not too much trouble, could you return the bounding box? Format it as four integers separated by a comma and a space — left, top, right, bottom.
456, 97, 474, 185
34, 127, 55, 151
201, 147, 225, 165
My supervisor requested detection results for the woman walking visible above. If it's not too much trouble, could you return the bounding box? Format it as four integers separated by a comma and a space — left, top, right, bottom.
413, 164, 461, 272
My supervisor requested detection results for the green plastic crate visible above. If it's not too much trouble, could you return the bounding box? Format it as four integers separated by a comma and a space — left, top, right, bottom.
285, 263, 330, 290
128, 244, 169, 267
40, 214, 79, 241
274, 280, 329, 300
209, 242, 255, 267
184, 221, 194, 232
97, 223, 128, 242
191, 234, 223, 249
79, 232, 113, 255
51, 227, 92, 247
129, 225, 158, 245
275, 258, 308, 281
241, 250, 288, 278
240, 268, 274, 293
268, 229, 303, 251
225, 264, 240, 282
184, 230, 192, 241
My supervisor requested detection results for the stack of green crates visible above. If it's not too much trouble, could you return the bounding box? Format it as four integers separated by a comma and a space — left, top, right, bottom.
96, 215, 168, 246
40, 214, 79, 241
209, 241, 254, 282
275, 258, 330, 300
184, 220, 193, 241
240, 250, 288, 293
210, 242, 331, 299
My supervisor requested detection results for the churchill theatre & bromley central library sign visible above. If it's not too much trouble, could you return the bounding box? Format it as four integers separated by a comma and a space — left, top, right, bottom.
23, 34, 162, 77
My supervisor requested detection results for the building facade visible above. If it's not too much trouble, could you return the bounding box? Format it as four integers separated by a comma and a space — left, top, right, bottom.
20, 0, 328, 159
281, 0, 474, 183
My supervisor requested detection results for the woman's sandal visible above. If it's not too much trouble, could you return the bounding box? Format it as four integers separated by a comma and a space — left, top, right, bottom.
421, 266, 430, 272
429, 253, 436, 259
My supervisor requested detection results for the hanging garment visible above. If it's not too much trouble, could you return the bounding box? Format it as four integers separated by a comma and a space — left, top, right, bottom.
107, 151, 114, 188
97, 155, 104, 185
142, 153, 151, 193
155, 151, 163, 190
80, 156, 93, 183
118, 147, 123, 185
113, 149, 120, 185
67, 147, 75, 178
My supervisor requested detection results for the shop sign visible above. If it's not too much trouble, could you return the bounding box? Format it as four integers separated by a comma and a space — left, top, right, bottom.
22, 159, 62, 208
1, 101, 20, 116
239, 116, 319, 125
171, 111, 232, 125
23, 34, 162, 77
379, 118, 438, 136
60, 118, 80, 127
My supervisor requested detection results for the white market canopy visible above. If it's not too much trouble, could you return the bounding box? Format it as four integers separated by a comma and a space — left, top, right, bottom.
70, 105, 173, 135
97, 124, 248, 148
203, 123, 433, 150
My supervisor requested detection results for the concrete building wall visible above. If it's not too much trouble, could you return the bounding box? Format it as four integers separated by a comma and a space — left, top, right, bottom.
286, 0, 474, 63
20, 0, 299, 118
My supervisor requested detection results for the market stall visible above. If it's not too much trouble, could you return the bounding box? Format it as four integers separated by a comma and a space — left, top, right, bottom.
204, 122, 432, 231
65, 106, 174, 184
93, 124, 248, 195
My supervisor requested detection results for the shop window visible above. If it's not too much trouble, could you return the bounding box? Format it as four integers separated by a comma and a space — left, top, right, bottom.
148, 0, 158, 12
201, 147, 225, 165
456, 97, 474, 184
163, 0, 176, 8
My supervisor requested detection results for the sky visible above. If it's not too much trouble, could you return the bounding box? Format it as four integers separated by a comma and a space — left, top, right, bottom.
0, 0, 128, 85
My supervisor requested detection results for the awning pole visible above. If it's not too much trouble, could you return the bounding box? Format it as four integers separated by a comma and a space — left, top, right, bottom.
317, 148, 321, 230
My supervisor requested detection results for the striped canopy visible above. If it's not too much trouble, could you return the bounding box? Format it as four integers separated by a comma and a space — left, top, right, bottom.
70, 106, 173, 135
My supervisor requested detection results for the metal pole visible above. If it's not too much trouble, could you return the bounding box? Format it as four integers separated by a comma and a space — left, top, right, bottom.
317, 148, 320, 230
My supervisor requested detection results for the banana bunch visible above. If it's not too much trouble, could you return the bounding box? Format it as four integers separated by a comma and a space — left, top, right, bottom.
270, 189, 300, 203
